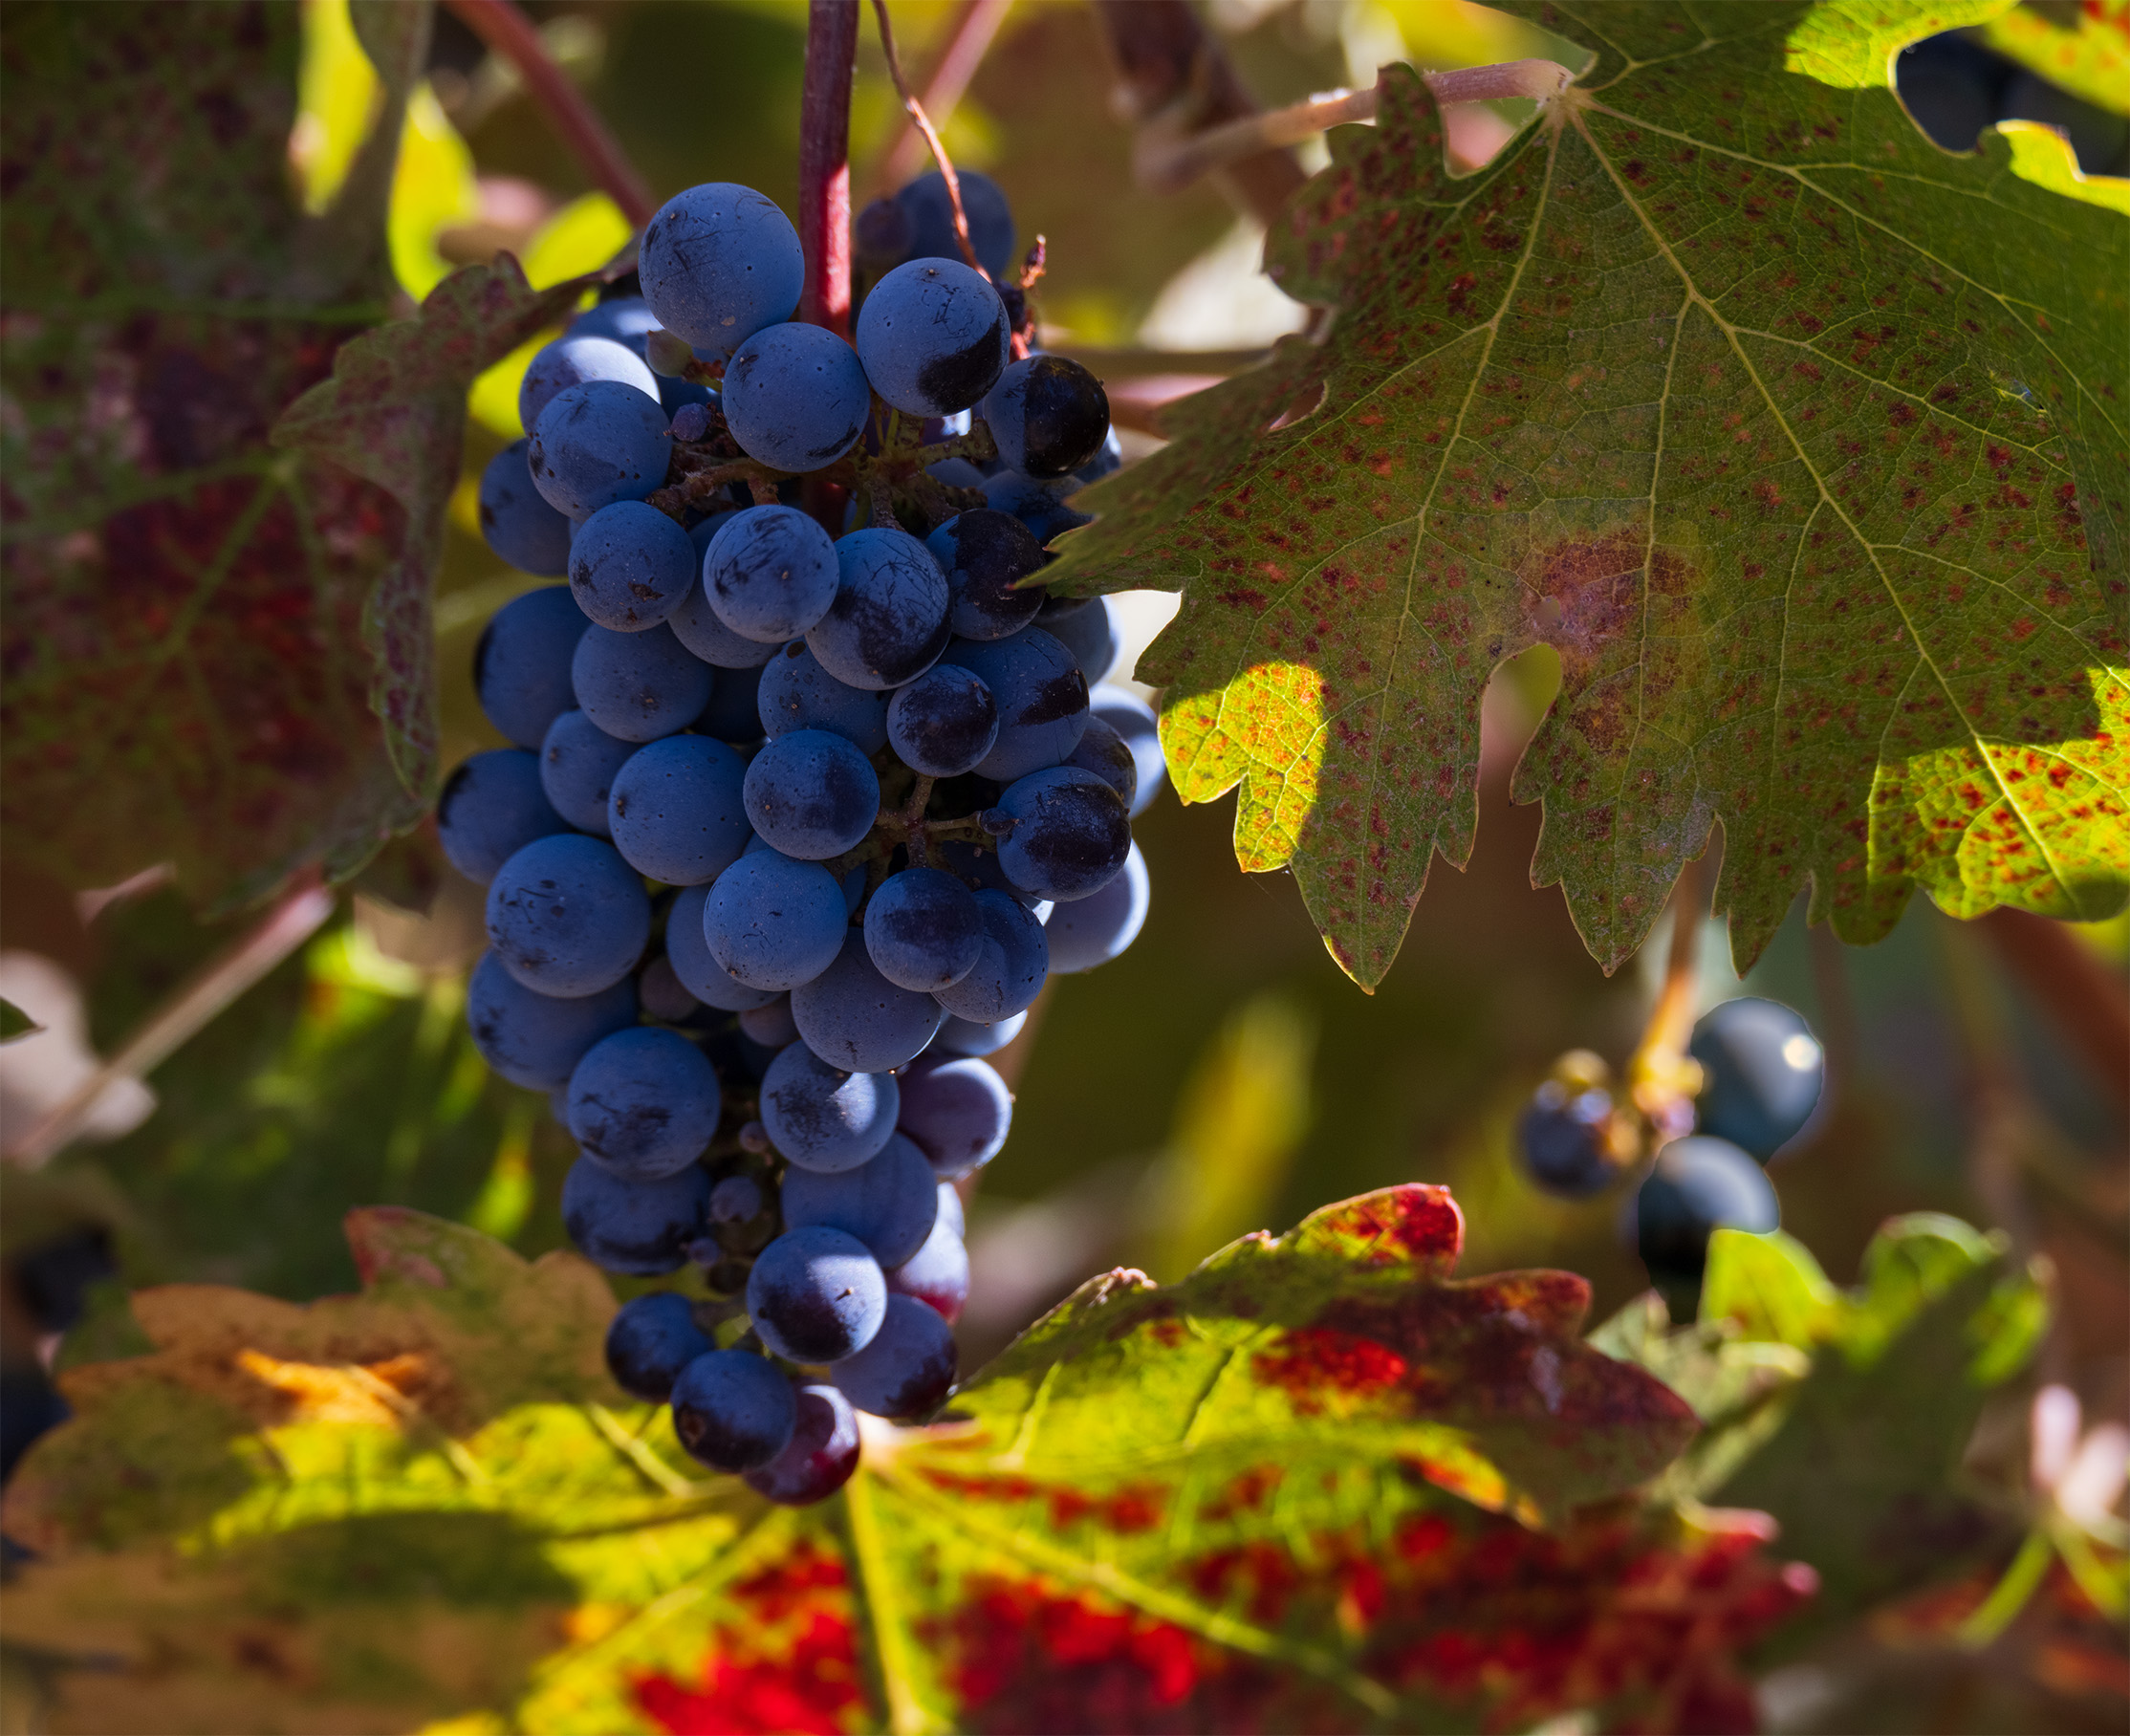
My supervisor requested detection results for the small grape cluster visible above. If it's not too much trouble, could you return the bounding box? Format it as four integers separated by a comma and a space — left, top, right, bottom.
443, 170, 1157, 1503
1517, 997, 1827, 1316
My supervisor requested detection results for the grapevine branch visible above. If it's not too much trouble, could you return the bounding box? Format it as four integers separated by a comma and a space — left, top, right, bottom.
874, 0, 1014, 195
440, 0, 655, 226
800, 0, 859, 336
869, 0, 983, 275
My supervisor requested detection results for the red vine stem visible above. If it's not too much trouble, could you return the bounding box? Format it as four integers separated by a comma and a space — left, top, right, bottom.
874, 0, 1014, 195
800, 0, 859, 336
869, 0, 983, 275
1978, 907, 2130, 1118
441, 0, 655, 227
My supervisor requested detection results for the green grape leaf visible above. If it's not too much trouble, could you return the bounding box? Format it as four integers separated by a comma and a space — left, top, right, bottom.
1980, 0, 2130, 118
0, 995, 41, 1042
1045, 1, 2129, 987
1, 1190, 1817, 1734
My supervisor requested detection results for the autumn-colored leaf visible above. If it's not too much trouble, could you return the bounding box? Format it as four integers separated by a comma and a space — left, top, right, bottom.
1980, 0, 2130, 119
1045, 0, 2129, 987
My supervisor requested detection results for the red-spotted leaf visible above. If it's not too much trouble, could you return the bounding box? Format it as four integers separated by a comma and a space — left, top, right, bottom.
1044, 0, 2129, 986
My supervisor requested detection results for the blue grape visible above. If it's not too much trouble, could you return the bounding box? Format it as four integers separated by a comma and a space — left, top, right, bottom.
1062, 714, 1137, 809
639, 953, 701, 1022
663, 883, 781, 1012
887, 1215, 969, 1325
486, 834, 651, 996
1042, 841, 1148, 975
924, 509, 1046, 640
855, 259, 1011, 416
538, 709, 636, 837
995, 767, 1129, 901
747, 1226, 887, 1363
943, 628, 1087, 782
529, 381, 672, 519
807, 528, 951, 690
757, 641, 890, 752
567, 500, 696, 631
673, 519, 786, 668
980, 355, 1110, 478
932, 1009, 1026, 1058
896, 1053, 1011, 1180
571, 622, 715, 743
710, 1175, 765, 1225
478, 440, 573, 575
1075, 424, 1124, 485
792, 935, 946, 1073
1044, 594, 1119, 685
604, 1292, 712, 1400
1517, 1082, 1619, 1199
1636, 1137, 1780, 1313
895, 168, 1016, 276
567, 1026, 722, 1180
703, 505, 838, 642
759, 1041, 900, 1173
520, 333, 661, 432
1689, 999, 1825, 1161
927, 455, 989, 489
639, 183, 805, 358
722, 323, 871, 472
832, 1293, 956, 1421
572, 298, 717, 418
562, 1155, 709, 1274
607, 734, 750, 885
703, 849, 850, 989
863, 867, 982, 992
886, 663, 998, 778
742, 728, 880, 858
982, 469, 1091, 546
670, 1348, 797, 1471
779, 1131, 938, 1268
739, 997, 798, 1048
695, 660, 767, 744
1090, 684, 1163, 818
743, 1381, 859, 1506
437, 749, 565, 883
931, 890, 1048, 1024
466, 951, 637, 1090
476, 586, 589, 748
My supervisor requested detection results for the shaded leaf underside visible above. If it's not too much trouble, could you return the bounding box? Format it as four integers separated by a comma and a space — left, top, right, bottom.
1048, 0, 2128, 985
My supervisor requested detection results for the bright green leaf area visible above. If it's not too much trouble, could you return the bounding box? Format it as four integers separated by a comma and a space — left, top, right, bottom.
1981, 0, 2130, 118
1046, 0, 2128, 988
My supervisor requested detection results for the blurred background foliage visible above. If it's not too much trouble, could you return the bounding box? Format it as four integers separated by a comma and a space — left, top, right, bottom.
3, 0, 2125, 1489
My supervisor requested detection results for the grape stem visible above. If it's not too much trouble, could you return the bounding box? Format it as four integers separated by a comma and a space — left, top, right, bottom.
869, 0, 986, 277
799, 0, 859, 336
872, 0, 1014, 195
1623, 854, 1710, 1145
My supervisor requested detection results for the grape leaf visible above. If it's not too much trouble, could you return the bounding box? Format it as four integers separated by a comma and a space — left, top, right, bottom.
0, 1188, 1815, 1734
1980, 0, 2130, 119
1045, 0, 2129, 987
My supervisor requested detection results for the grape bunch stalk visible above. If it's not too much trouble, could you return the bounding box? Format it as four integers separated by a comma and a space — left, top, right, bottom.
443, 166, 1161, 1503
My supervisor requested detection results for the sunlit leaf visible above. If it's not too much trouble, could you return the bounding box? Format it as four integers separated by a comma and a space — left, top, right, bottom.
1981, 0, 2130, 118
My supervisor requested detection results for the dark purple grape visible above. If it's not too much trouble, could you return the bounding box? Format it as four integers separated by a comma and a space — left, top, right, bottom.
670, 1348, 798, 1471
982, 355, 1111, 478
924, 510, 1046, 641
743, 1381, 860, 1506
832, 1293, 956, 1421
604, 1292, 712, 1400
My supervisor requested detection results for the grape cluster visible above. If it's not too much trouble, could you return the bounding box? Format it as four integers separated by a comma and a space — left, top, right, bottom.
1516, 997, 1826, 1316
449, 171, 1158, 1502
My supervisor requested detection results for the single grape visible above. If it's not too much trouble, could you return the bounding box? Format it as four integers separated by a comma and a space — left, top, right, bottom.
832, 1293, 956, 1421
759, 1041, 901, 1173
475, 586, 589, 749
896, 1053, 1011, 1180
886, 665, 998, 779
779, 1131, 938, 1268
793, 936, 947, 1073
1090, 684, 1163, 818
1061, 713, 1137, 809
931, 890, 1048, 1024
571, 294, 660, 346
1042, 841, 1148, 975
743, 1380, 861, 1505
519, 333, 661, 432
924, 510, 1046, 641
567, 500, 696, 632
757, 640, 890, 752
639, 183, 805, 358
927, 455, 989, 488
887, 1216, 970, 1325
1076, 425, 1124, 486
670, 1348, 798, 1471
486, 834, 652, 997
942, 628, 1087, 783
672, 519, 786, 668
437, 749, 565, 883
606, 734, 750, 885
529, 380, 673, 519
571, 622, 716, 744
478, 440, 573, 575
742, 728, 880, 859
562, 1155, 710, 1274
739, 997, 798, 1048
703, 849, 850, 989
931, 1009, 1026, 1058
538, 709, 636, 837
982, 469, 1092, 546
703, 505, 838, 643
466, 951, 637, 1090
981, 355, 1111, 478
863, 867, 982, 992
709, 1175, 765, 1225
895, 167, 1016, 276
1688, 998, 1825, 1161
694, 661, 767, 745
934, 1180, 967, 1239
663, 883, 782, 1012
1636, 1136, 1781, 1313
604, 1292, 713, 1401
855, 192, 915, 270
747, 1226, 888, 1363
638, 954, 700, 1022
1044, 593, 1120, 686
567, 1026, 722, 1180
855, 259, 1011, 417
994, 766, 1130, 902
807, 527, 951, 690
1517, 1081, 1620, 1199
722, 322, 871, 472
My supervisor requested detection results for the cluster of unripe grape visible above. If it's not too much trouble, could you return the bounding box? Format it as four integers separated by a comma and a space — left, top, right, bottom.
442, 167, 1159, 1501
1519, 996, 1827, 1316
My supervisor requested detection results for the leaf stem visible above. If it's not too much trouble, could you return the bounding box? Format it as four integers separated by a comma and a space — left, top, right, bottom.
839, 1448, 937, 1735
869, 0, 983, 276
1957, 1525, 2054, 1647
1624, 853, 1709, 1141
